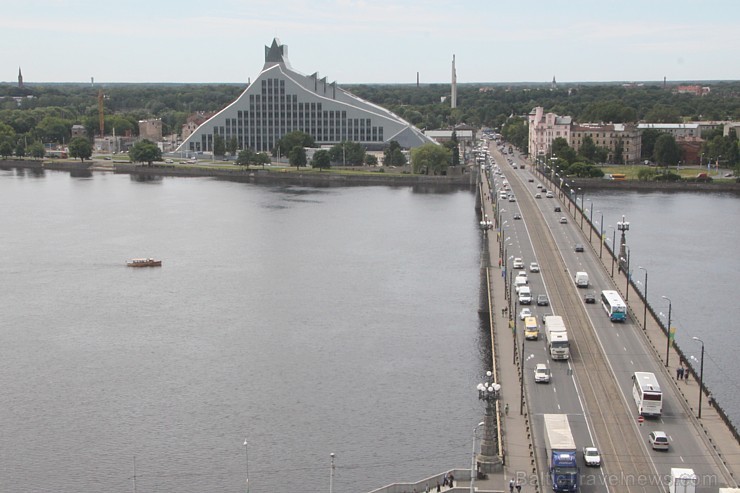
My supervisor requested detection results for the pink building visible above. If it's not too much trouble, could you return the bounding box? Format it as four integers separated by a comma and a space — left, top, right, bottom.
528, 107, 572, 158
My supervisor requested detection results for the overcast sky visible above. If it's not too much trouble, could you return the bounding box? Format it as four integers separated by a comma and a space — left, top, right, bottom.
3, 0, 739, 85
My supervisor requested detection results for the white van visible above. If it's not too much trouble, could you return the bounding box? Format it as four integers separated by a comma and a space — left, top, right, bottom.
518, 286, 532, 305
514, 276, 528, 292
575, 271, 589, 288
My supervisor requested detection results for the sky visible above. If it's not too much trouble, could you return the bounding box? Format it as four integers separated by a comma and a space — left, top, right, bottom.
2, 0, 739, 85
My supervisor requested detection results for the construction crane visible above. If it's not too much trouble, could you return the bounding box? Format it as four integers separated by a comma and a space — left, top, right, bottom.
98, 90, 105, 138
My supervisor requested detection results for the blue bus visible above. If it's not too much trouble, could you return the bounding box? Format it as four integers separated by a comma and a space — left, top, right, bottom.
601, 290, 626, 322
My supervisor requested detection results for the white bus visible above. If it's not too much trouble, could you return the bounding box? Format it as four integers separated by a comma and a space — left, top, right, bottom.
601, 290, 627, 322
632, 372, 662, 417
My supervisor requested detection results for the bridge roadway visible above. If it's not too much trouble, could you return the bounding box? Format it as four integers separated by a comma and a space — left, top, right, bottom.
485, 143, 737, 493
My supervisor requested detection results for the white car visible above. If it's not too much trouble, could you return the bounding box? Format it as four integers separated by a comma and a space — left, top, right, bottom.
512, 257, 524, 269
546, 191, 554, 198
534, 363, 551, 383
519, 307, 532, 320
529, 262, 540, 273
560, 217, 568, 224
583, 446, 601, 467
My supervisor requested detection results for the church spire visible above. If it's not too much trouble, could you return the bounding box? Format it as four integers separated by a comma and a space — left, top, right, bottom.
18, 67, 23, 88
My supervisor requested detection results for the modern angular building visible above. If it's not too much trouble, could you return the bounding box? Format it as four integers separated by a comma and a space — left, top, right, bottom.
177, 38, 433, 155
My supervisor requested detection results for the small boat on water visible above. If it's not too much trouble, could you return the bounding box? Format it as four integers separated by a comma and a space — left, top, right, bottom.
127, 258, 162, 267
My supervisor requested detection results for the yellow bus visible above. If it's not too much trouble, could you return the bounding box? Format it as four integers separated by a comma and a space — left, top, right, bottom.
524, 316, 539, 340
611, 173, 626, 181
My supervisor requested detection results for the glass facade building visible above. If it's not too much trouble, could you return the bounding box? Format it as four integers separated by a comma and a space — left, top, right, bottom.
177, 39, 432, 154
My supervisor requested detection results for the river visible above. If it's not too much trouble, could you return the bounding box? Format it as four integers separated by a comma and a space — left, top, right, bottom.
1, 168, 737, 493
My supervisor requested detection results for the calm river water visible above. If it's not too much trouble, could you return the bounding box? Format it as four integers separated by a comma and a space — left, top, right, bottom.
0, 168, 485, 493
1, 168, 737, 493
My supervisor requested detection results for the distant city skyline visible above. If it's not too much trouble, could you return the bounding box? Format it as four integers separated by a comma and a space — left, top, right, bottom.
2, 0, 739, 85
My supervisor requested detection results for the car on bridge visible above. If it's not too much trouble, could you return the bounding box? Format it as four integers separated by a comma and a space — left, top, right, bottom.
546, 191, 554, 198
560, 217, 568, 224
584, 292, 596, 304
519, 307, 532, 320
513, 257, 524, 269
554, 206, 561, 212
583, 446, 601, 467
529, 262, 540, 273
535, 193, 542, 198
537, 294, 550, 306
514, 213, 521, 220
534, 363, 551, 383
648, 431, 670, 451
528, 178, 534, 182
575, 243, 584, 252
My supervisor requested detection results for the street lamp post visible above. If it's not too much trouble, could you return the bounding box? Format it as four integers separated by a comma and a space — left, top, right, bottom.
638, 267, 648, 330
662, 296, 672, 367
598, 212, 604, 258
588, 201, 594, 241
476, 372, 502, 472
610, 228, 616, 277
624, 247, 631, 301
243, 438, 250, 493
329, 453, 335, 493
470, 421, 485, 493
578, 189, 584, 229
692, 337, 705, 419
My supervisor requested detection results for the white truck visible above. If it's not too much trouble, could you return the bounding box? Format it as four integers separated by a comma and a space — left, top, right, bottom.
518, 286, 532, 305
669, 468, 696, 493
544, 315, 570, 360
575, 272, 589, 288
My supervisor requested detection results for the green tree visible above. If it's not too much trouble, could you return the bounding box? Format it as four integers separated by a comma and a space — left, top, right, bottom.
15, 139, 26, 158
383, 140, 407, 166
68, 136, 92, 161
289, 145, 307, 169
226, 137, 238, 156
637, 168, 656, 181
213, 134, 225, 157
0, 141, 12, 158
328, 141, 365, 165
640, 128, 662, 161
253, 152, 271, 167
36, 116, 71, 144
653, 134, 681, 166
276, 131, 315, 158
28, 141, 45, 159
236, 148, 255, 166
311, 149, 331, 170
578, 136, 596, 161
129, 139, 162, 165
410, 143, 451, 175
364, 154, 378, 165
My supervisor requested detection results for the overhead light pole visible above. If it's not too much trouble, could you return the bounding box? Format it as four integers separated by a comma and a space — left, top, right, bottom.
692, 337, 705, 419
638, 267, 648, 330
598, 212, 604, 258
243, 438, 250, 493
662, 296, 672, 367
329, 453, 335, 493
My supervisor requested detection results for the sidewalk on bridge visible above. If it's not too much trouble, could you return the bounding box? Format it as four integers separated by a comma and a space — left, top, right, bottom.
469, 160, 539, 493
531, 164, 740, 486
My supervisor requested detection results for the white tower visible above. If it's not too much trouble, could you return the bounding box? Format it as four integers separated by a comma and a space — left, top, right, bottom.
451, 55, 457, 109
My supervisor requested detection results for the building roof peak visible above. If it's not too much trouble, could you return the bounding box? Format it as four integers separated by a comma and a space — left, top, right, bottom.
264, 38, 292, 69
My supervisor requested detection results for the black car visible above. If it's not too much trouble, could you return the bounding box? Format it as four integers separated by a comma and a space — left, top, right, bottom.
584, 293, 596, 304
528, 178, 534, 182
514, 213, 522, 220
537, 294, 549, 306
554, 206, 561, 212
575, 243, 584, 252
